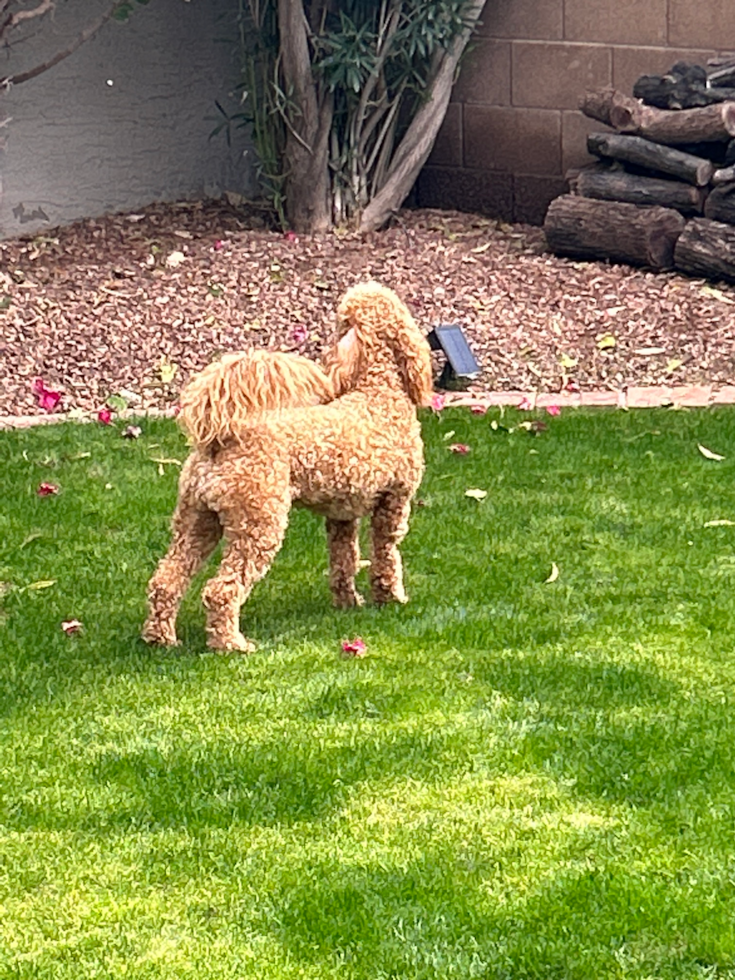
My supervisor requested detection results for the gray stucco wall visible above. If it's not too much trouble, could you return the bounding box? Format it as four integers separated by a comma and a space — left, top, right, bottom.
0, 0, 255, 239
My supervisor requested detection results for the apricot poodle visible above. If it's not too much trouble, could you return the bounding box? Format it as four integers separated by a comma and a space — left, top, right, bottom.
141, 281, 434, 652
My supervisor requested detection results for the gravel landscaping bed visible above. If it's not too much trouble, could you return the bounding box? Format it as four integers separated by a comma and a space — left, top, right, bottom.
2, 199, 735, 419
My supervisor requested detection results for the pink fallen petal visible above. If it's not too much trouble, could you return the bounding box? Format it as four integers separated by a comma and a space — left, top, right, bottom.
32, 379, 62, 412
284, 230, 298, 242
97, 408, 113, 425
291, 324, 308, 345
517, 397, 532, 411
61, 619, 83, 635
546, 404, 561, 416
449, 443, 471, 454
431, 393, 446, 413
212, 239, 224, 251
121, 425, 142, 439
565, 379, 580, 393
341, 636, 367, 658
37, 482, 59, 496
40, 390, 61, 412
470, 405, 487, 415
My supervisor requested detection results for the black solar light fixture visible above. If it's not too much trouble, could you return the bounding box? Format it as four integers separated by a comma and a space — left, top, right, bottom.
427, 324, 481, 390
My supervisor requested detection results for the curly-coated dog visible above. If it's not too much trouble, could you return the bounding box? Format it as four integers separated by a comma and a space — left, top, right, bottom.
141, 281, 434, 652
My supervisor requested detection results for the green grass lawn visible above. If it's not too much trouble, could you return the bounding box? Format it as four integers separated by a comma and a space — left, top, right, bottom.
4, 406, 735, 979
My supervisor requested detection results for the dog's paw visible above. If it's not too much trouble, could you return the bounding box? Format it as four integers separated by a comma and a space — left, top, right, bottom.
141, 623, 180, 647
372, 589, 408, 606
332, 591, 365, 609
208, 632, 256, 654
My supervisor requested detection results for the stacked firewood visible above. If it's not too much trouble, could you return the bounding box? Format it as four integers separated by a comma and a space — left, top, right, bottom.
544, 58, 735, 283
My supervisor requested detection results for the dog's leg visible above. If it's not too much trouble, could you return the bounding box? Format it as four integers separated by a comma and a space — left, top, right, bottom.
142, 501, 222, 646
326, 518, 364, 608
201, 504, 289, 653
370, 490, 412, 605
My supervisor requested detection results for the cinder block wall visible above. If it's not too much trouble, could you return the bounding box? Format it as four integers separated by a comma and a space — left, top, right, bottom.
417, 0, 732, 224
0, 0, 255, 239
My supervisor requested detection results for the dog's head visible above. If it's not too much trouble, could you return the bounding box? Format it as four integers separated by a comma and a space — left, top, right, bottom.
324, 282, 434, 406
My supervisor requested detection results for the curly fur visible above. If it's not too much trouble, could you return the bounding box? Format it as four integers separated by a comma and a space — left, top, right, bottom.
179, 350, 335, 450
142, 281, 434, 652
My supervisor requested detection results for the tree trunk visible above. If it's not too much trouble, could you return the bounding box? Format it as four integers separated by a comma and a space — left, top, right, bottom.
357, 0, 485, 233
544, 195, 685, 270
278, 0, 333, 233
580, 87, 735, 144
570, 165, 705, 214
704, 183, 735, 223
674, 217, 735, 282
586, 132, 713, 185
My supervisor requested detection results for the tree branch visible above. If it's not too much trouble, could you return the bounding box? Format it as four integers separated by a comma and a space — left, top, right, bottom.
9, 0, 53, 27
1, 1, 117, 88
358, 0, 485, 232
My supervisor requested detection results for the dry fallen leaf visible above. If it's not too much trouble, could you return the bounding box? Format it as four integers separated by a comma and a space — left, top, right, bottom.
544, 562, 560, 584
465, 488, 487, 501
704, 519, 735, 527
159, 357, 178, 385
698, 444, 725, 461
165, 250, 186, 269
596, 334, 617, 351
700, 285, 735, 305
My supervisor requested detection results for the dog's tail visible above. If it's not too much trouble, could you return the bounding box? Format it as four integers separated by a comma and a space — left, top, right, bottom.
179, 350, 335, 450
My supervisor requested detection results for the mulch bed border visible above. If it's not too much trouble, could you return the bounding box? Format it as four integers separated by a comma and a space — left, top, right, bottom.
4, 385, 735, 430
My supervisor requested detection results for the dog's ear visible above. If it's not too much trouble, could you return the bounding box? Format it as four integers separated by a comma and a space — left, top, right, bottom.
392, 325, 434, 407
335, 281, 436, 405
321, 328, 363, 396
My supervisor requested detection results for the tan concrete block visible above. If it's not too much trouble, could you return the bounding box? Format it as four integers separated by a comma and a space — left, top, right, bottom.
427, 103, 462, 168
453, 39, 511, 105
578, 391, 622, 406
626, 386, 675, 407
669, 0, 735, 48
564, 0, 667, 44
670, 386, 714, 407
464, 106, 562, 175
512, 43, 611, 110
415, 167, 514, 221
475, 0, 563, 40
536, 392, 583, 407
712, 386, 735, 404
562, 111, 613, 173
612, 46, 718, 93
513, 175, 567, 224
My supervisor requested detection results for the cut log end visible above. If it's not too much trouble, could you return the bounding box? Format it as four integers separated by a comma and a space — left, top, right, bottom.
674, 217, 735, 283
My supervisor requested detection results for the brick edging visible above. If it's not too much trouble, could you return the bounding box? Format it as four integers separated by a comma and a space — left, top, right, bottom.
445, 385, 735, 410
3, 386, 735, 430
0, 406, 179, 431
